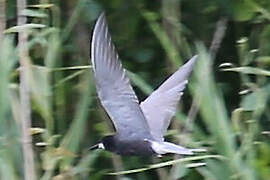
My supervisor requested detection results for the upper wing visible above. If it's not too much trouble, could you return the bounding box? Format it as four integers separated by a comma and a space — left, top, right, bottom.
91, 13, 153, 140
140, 56, 198, 141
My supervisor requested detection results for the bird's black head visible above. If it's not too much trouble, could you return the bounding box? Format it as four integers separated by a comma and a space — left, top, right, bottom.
88, 135, 116, 152
101, 135, 116, 152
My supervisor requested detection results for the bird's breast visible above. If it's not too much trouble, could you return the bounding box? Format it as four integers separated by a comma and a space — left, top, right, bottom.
115, 139, 155, 156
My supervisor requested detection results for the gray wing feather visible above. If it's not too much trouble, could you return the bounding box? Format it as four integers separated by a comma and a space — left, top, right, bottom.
140, 56, 198, 141
91, 13, 153, 140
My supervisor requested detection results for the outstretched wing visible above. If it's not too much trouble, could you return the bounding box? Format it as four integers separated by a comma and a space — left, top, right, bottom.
140, 56, 198, 141
91, 13, 153, 140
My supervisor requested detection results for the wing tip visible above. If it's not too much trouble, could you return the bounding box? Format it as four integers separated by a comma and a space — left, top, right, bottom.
172, 54, 198, 80
184, 54, 199, 68
97, 12, 106, 24
192, 54, 198, 59
91, 12, 108, 73
92, 12, 107, 41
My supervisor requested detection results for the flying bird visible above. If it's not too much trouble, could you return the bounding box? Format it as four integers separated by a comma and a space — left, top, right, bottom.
89, 13, 204, 156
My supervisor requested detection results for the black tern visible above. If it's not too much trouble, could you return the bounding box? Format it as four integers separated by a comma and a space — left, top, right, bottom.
89, 13, 204, 156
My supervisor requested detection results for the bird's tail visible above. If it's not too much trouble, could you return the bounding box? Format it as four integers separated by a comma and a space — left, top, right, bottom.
150, 140, 206, 155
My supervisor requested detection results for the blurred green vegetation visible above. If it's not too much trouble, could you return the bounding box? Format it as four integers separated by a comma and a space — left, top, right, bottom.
0, 0, 270, 179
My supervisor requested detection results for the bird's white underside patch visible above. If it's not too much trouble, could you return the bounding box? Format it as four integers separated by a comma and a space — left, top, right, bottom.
98, 143, 105, 149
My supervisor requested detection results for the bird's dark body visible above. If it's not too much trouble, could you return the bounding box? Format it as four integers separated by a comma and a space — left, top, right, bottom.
102, 136, 155, 156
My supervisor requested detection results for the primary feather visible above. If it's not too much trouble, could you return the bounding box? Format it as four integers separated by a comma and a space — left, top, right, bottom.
140, 56, 198, 141
91, 13, 153, 140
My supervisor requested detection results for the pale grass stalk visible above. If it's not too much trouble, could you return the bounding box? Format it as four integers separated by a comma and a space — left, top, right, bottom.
0, 0, 6, 41
17, 0, 36, 179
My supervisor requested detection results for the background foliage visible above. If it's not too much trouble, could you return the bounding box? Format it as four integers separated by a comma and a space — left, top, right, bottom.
0, 0, 270, 179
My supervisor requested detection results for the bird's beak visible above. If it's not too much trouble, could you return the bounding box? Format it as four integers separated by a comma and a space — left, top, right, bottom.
88, 142, 105, 150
